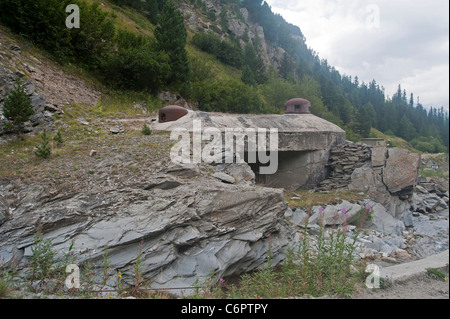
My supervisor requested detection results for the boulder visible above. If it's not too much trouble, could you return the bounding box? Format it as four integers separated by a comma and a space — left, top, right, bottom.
285, 208, 308, 227
369, 203, 405, 236
383, 148, 421, 195
348, 164, 376, 193
308, 201, 362, 226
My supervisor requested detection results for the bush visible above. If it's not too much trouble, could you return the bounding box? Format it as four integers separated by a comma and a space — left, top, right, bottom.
28, 231, 56, 281
205, 219, 361, 299
34, 130, 51, 159
141, 124, 152, 136
1, 79, 34, 133
53, 129, 64, 145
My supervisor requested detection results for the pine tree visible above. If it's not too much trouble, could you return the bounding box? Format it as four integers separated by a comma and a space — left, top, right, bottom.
241, 65, 257, 87
2, 78, 34, 133
155, 0, 190, 84
34, 130, 51, 159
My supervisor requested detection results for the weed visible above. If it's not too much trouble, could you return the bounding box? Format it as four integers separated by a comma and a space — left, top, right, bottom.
348, 205, 373, 228
28, 229, 56, 282
379, 276, 393, 289
0, 275, 10, 298
195, 212, 361, 299
129, 240, 147, 297
426, 268, 448, 281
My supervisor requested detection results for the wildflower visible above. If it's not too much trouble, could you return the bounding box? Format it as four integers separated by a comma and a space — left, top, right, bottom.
118, 272, 122, 278
219, 278, 225, 284
341, 208, 347, 214
365, 205, 371, 211
319, 206, 324, 212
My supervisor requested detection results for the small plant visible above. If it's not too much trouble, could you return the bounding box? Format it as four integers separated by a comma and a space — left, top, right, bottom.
34, 130, 51, 159
426, 268, 447, 281
129, 240, 147, 297
379, 276, 393, 289
348, 204, 373, 228
53, 129, 64, 145
189, 270, 227, 299
28, 229, 56, 282
141, 123, 152, 136
0, 275, 10, 298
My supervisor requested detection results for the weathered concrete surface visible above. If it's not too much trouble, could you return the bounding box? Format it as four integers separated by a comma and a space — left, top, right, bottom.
380, 250, 449, 283
258, 150, 330, 189
152, 111, 346, 152
153, 111, 346, 190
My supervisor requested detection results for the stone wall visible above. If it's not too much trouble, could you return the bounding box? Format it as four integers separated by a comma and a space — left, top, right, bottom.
316, 142, 371, 191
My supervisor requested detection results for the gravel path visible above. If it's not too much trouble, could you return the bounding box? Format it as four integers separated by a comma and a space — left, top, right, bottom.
353, 275, 449, 299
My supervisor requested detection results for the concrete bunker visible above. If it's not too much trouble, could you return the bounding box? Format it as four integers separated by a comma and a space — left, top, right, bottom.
152, 104, 346, 190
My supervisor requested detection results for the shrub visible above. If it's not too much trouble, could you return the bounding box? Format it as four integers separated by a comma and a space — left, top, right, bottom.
34, 130, 51, 159
212, 218, 361, 299
348, 205, 373, 228
1, 79, 34, 133
426, 268, 447, 281
28, 230, 56, 281
53, 129, 64, 145
141, 124, 152, 136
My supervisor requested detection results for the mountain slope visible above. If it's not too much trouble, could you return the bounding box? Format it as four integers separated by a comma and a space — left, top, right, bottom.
0, 0, 448, 152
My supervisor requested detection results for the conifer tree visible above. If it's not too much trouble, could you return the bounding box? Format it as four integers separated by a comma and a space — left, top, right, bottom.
155, 0, 190, 84
2, 79, 34, 133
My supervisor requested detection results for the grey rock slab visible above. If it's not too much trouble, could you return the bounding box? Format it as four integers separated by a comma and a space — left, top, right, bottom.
0, 174, 297, 296
370, 203, 406, 236
212, 172, 235, 184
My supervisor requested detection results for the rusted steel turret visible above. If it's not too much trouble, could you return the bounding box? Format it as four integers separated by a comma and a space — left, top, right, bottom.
158, 105, 189, 123
285, 98, 311, 114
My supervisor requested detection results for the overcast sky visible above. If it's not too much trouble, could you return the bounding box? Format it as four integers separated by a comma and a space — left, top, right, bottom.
264, 0, 449, 112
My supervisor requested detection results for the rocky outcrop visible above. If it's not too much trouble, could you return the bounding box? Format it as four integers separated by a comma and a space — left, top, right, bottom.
0, 166, 297, 295
179, 0, 291, 70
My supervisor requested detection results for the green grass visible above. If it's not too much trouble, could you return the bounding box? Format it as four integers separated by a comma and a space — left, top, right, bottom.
426, 268, 448, 281
369, 128, 421, 153
285, 189, 366, 209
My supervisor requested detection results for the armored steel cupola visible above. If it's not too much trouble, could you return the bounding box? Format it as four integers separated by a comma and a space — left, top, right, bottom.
158, 105, 189, 123
285, 98, 311, 114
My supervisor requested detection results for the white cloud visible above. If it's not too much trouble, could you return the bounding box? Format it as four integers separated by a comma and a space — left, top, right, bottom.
265, 0, 449, 111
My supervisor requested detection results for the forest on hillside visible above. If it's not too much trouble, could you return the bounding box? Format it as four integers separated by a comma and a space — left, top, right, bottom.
0, 0, 448, 153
